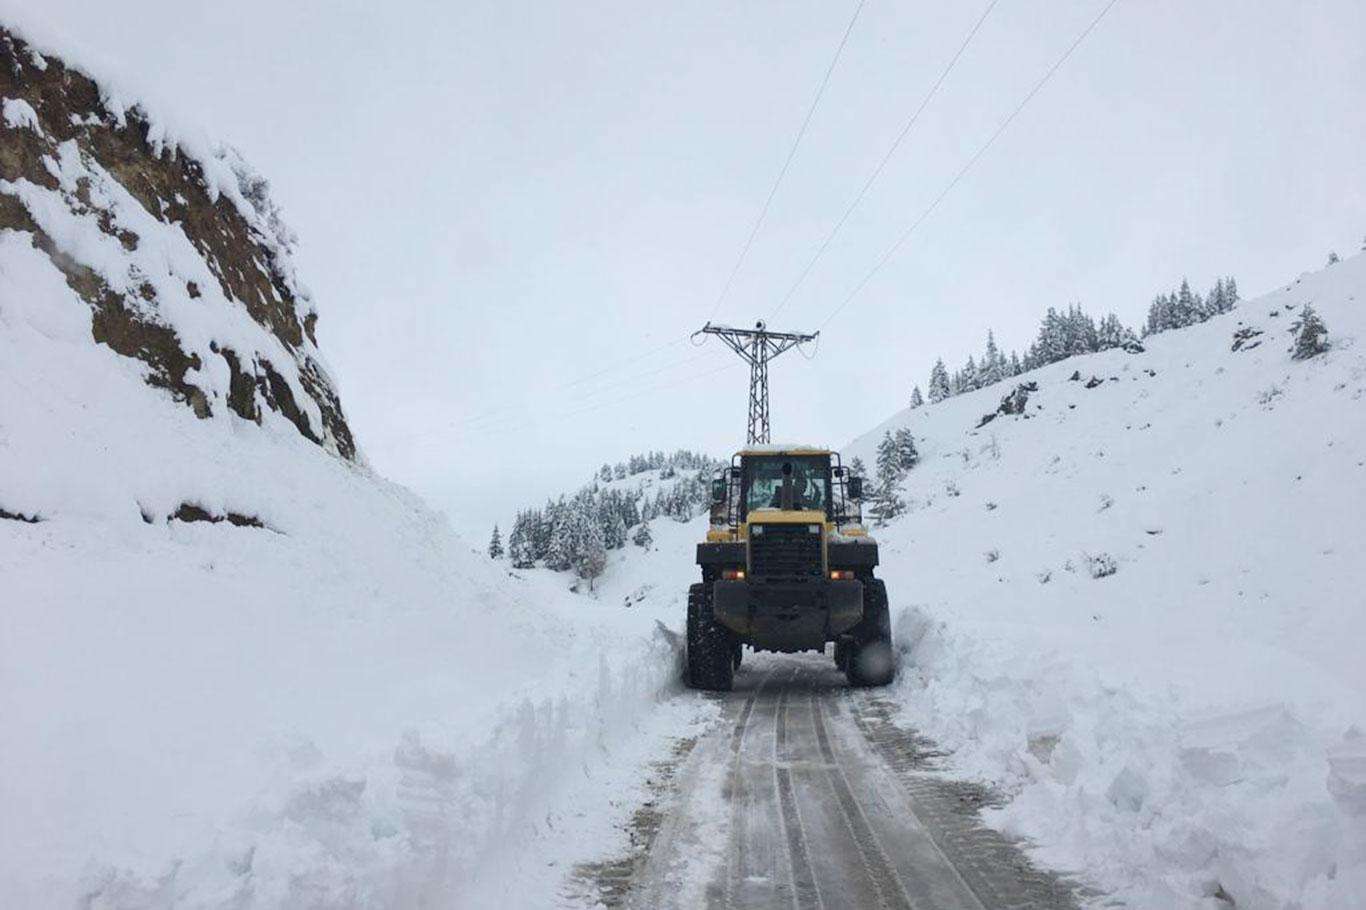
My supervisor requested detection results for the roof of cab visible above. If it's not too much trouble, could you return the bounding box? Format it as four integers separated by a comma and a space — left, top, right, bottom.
735, 443, 832, 457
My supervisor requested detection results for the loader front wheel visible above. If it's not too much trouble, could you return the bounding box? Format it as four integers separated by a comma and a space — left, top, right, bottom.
687, 583, 735, 691
846, 578, 895, 687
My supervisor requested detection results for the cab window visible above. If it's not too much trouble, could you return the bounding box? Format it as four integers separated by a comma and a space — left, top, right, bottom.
743, 457, 828, 515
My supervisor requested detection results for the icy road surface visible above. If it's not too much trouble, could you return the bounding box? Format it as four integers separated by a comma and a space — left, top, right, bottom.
624, 653, 1080, 910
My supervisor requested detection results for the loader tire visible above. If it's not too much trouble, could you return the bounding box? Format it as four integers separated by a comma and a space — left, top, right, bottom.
687, 583, 735, 691
847, 578, 895, 687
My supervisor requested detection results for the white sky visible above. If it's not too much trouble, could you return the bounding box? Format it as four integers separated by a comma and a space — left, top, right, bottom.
12, 0, 1366, 538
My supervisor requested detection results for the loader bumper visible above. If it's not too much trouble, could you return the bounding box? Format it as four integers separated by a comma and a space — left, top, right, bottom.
711, 578, 863, 652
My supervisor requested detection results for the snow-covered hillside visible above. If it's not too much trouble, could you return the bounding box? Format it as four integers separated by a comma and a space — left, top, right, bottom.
0, 24, 709, 908
845, 253, 1366, 908
501, 451, 719, 591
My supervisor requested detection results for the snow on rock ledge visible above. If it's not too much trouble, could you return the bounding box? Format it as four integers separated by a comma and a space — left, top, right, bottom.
0, 26, 355, 461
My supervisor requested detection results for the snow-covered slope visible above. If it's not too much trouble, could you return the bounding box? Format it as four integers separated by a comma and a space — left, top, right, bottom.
845, 254, 1366, 908
0, 25, 708, 909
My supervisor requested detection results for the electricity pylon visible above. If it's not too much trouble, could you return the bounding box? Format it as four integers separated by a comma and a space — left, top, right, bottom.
695, 321, 818, 444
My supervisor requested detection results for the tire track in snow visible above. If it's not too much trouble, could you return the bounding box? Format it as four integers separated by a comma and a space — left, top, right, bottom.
811, 692, 915, 910
776, 684, 823, 910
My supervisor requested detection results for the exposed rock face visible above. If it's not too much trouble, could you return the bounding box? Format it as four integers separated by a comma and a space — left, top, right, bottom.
0, 26, 356, 460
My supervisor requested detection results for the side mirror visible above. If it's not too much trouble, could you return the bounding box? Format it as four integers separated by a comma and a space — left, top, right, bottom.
847, 476, 864, 500
710, 477, 728, 505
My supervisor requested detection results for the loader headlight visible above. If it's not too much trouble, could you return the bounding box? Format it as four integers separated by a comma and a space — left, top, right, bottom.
722, 569, 746, 580
830, 570, 853, 581
808, 524, 821, 534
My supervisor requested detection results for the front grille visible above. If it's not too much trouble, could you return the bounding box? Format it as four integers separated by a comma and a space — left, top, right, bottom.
750, 523, 823, 579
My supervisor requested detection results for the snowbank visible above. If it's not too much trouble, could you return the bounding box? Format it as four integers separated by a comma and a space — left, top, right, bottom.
0, 242, 706, 906
847, 254, 1366, 907
0, 134, 707, 910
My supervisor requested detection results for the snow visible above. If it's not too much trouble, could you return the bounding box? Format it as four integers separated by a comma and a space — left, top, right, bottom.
2, 133, 342, 457
844, 252, 1366, 908
1, 9, 307, 299
0, 226, 715, 906
1, 96, 40, 132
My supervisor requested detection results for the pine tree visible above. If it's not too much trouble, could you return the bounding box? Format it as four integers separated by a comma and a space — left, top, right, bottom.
1035, 307, 1068, 364
1097, 313, 1123, 350
928, 358, 951, 403
1290, 304, 1329, 359
487, 524, 504, 559
1063, 305, 1097, 356
632, 520, 653, 548
1174, 279, 1200, 328
576, 518, 607, 588
979, 331, 1004, 387
875, 431, 900, 490
544, 500, 575, 571
961, 355, 979, 393
509, 513, 535, 568
1009, 351, 1022, 376
893, 427, 919, 471
868, 481, 904, 526
1203, 278, 1224, 318
531, 502, 555, 560
1328, 251, 1340, 266
909, 385, 924, 409
1224, 276, 1239, 307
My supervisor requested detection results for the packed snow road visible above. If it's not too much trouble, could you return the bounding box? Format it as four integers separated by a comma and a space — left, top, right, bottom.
621, 653, 1079, 910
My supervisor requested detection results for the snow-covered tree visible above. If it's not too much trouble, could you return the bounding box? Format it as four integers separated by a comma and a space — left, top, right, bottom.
572, 499, 607, 588
1290, 304, 1329, 359
848, 456, 867, 480
908, 385, 924, 409
875, 431, 899, 487
487, 525, 503, 559
632, 520, 652, 548
543, 500, 575, 571
977, 331, 1003, 387
893, 427, 919, 471
1174, 279, 1201, 328
508, 513, 535, 568
960, 355, 979, 393
1328, 251, 1340, 266
868, 480, 904, 526
1032, 307, 1069, 365
928, 359, 951, 403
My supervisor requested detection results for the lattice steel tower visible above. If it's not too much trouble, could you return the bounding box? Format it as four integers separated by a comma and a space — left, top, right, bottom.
695, 321, 818, 444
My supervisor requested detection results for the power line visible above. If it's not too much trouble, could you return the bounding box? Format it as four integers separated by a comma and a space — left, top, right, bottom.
458, 348, 728, 434
768, 0, 1001, 320
817, 0, 1122, 331
453, 335, 698, 433
706, 0, 867, 322
412, 357, 745, 446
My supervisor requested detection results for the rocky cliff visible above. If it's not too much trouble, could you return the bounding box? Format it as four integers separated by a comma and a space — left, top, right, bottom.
0, 25, 355, 460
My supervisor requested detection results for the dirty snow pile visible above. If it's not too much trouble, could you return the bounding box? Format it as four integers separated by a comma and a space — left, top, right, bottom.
847, 253, 1366, 908
0, 95, 707, 910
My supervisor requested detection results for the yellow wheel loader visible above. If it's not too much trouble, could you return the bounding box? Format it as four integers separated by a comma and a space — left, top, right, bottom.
687, 446, 894, 690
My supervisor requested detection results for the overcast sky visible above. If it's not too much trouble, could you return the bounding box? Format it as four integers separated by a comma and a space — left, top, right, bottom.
12, 0, 1366, 537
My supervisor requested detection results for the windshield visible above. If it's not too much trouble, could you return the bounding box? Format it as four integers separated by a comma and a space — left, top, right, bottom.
744, 456, 829, 515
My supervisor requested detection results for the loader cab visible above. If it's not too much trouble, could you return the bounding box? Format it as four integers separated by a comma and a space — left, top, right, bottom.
708, 447, 863, 536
